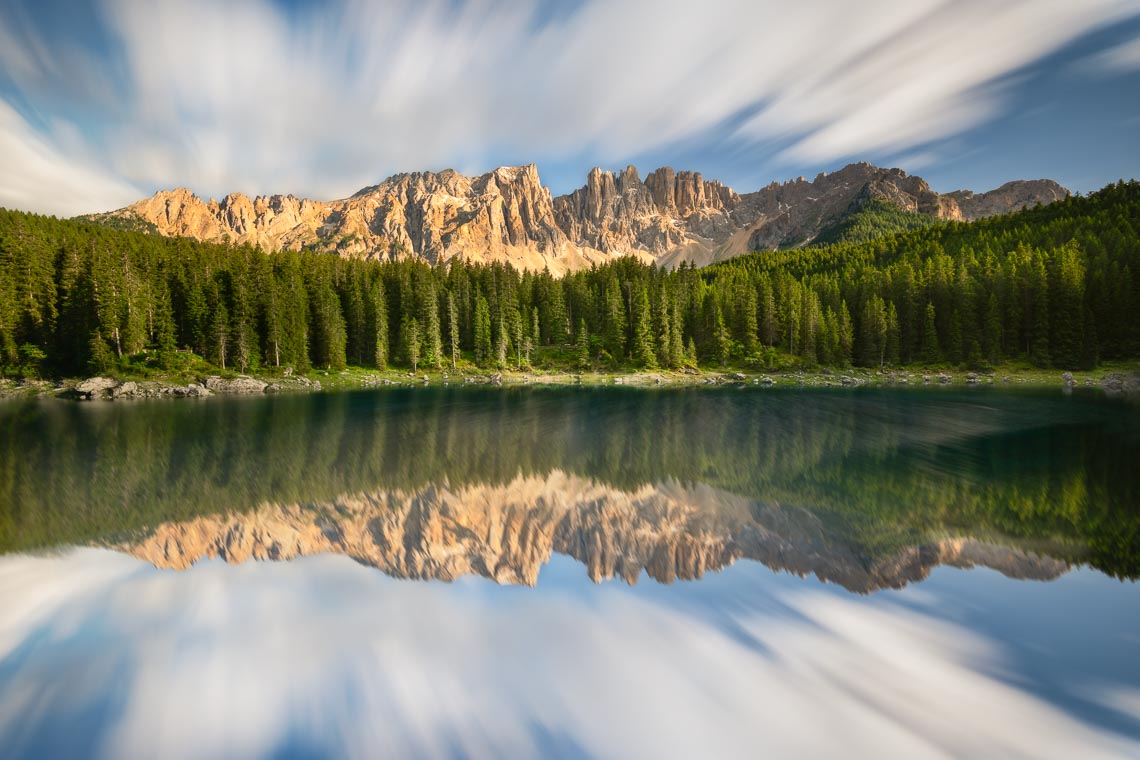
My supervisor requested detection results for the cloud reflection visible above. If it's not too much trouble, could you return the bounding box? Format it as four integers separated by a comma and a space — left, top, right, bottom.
0, 549, 1136, 759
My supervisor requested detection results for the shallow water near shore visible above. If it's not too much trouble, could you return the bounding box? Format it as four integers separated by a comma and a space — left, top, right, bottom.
1, 386, 1138, 758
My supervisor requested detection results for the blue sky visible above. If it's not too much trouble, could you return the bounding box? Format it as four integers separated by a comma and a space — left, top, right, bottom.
1, 0, 1139, 216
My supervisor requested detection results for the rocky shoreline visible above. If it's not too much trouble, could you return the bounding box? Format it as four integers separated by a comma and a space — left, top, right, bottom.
1, 367, 1137, 402
0, 373, 322, 401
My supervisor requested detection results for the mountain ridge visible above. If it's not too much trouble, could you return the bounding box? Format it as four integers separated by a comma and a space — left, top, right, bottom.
116, 473, 1072, 593
89, 162, 1069, 274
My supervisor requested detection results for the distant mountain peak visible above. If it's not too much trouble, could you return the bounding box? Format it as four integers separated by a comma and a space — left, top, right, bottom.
90, 162, 1070, 274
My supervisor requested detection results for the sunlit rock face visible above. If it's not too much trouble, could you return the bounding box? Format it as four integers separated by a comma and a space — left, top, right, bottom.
119, 473, 1069, 592
944, 179, 1070, 221
94, 163, 1068, 273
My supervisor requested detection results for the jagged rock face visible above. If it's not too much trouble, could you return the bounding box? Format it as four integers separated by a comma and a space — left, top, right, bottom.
731, 163, 961, 256
102, 163, 1069, 274
552, 165, 739, 264
116, 472, 1070, 592
126, 188, 330, 251
113, 165, 608, 276
944, 179, 1069, 221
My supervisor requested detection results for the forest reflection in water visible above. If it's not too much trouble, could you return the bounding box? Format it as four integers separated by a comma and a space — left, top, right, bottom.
1, 387, 1139, 758
1, 385, 1137, 582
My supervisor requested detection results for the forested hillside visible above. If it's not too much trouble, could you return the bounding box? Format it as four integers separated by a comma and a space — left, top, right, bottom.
0, 181, 1137, 378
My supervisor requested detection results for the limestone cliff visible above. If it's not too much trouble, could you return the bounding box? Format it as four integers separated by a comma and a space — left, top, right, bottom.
944, 179, 1070, 221
116, 473, 1070, 593
95, 163, 1069, 274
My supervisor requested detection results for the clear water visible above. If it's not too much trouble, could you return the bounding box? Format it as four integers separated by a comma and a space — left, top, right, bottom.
0, 386, 1138, 758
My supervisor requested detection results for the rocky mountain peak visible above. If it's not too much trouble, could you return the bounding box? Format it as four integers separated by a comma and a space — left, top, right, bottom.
945, 178, 1069, 221
96, 161, 1070, 274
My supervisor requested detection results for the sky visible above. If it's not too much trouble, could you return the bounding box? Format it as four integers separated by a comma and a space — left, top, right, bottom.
0, 0, 1139, 217
1, 550, 1138, 758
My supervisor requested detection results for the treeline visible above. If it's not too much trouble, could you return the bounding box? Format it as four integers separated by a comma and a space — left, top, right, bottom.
0, 181, 1138, 376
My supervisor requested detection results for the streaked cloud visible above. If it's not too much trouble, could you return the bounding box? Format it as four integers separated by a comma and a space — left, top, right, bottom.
0, 0, 1137, 214
0, 101, 141, 216
1085, 35, 1140, 73
0, 549, 1137, 759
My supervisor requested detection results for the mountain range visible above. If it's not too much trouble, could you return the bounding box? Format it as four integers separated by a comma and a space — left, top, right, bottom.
117, 473, 1070, 593
92, 162, 1069, 274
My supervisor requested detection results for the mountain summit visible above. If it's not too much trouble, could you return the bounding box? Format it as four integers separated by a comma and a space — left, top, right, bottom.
95, 163, 1068, 274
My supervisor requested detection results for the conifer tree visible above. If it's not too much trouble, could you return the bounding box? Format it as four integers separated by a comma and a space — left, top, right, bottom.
495, 311, 509, 369
423, 282, 444, 370
372, 279, 389, 370
401, 315, 421, 373
474, 295, 492, 366
631, 283, 657, 368
575, 318, 590, 369
448, 292, 460, 371
921, 302, 940, 363
602, 276, 627, 359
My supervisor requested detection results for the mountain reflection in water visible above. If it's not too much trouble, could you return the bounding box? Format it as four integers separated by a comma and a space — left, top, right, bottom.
2, 386, 1138, 580
0, 387, 1138, 758
119, 473, 1069, 593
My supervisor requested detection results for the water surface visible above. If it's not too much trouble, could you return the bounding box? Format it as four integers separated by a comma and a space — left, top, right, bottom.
0, 387, 1137, 758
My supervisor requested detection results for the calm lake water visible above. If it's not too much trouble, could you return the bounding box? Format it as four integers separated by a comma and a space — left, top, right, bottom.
1, 386, 1138, 758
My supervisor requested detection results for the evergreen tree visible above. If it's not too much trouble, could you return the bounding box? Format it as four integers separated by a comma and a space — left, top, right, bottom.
982, 293, 1002, 365
631, 283, 657, 368
713, 304, 732, 366
372, 280, 389, 370
495, 311, 509, 369
401, 315, 421, 373
860, 295, 888, 368
448, 292, 460, 371
921, 302, 940, 363
474, 295, 492, 366
575, 318, 590, 369
602, 276, 627, 358
423, 282, 444, 370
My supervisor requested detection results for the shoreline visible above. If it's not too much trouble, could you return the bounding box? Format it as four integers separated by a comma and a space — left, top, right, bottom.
2, 365, 1138, 401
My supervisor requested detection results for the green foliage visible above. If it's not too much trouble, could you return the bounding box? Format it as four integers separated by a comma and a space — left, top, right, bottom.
1, 388, 1137, 580
813, 199, 941, 246
0, 181, 1138, 377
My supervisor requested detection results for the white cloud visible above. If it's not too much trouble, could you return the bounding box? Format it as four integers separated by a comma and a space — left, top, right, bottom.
0, 0, 1137, 212
0, 102, 141, 215
0, 549, 1137, 759
1084, 35, 1140, 73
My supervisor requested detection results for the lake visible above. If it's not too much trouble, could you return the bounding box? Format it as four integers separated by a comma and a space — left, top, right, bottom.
1, 386, 1138, 758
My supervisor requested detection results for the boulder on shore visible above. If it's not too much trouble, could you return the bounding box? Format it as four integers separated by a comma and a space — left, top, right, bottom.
204, 375, 268, 394
1102, 372, 1140, 395
110, 381, 138, 399
75, 377, 140, 400
75, 377, 118, 399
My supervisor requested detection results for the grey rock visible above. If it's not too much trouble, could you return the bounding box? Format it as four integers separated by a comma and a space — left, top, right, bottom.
1102, 373, 1140, 394
204, 375, 268, 394
110, 381, 138, 398
75, 377, 118, 399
